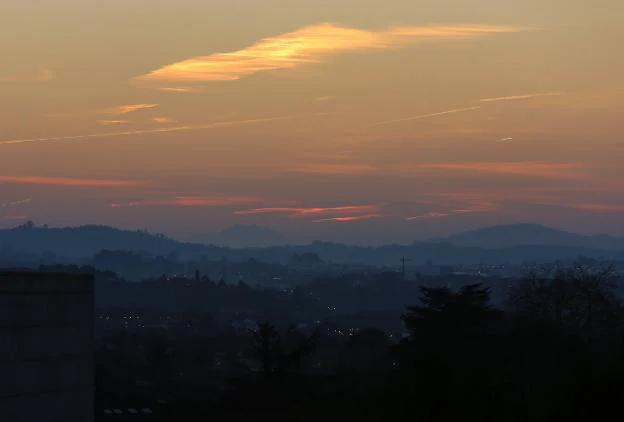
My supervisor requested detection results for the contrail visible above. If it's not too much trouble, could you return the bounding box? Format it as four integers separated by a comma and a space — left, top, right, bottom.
371, 106, 481, 126
0, 113, 330, 146
479, 92, 564, 103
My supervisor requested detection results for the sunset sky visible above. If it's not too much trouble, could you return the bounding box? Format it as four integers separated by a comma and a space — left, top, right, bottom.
1, 0, 623, 244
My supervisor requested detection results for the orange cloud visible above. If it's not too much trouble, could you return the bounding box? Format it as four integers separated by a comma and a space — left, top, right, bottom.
157, 87, 202, 93
152, 117, 177, 124
0, 66, 55, 83
312, 214, 384, 223
111, 196, 261, 208
291, 163, 378, 175
102, 104, 159, 115
0, 176, 147, 188
478, 92, 565, 103
135, 23, 532, 83
99, 120, 130, 125
235, 205, 379, 216
411, 161, 586, 178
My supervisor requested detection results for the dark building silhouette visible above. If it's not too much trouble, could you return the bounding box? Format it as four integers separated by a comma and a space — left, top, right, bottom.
0, 271, 94, 421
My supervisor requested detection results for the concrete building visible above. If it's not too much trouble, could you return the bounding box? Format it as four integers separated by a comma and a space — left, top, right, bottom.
0, 271, 94, 421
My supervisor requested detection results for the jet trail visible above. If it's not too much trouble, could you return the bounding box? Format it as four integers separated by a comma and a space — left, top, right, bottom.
0, 113, 329, 146
371, 106, 481, 126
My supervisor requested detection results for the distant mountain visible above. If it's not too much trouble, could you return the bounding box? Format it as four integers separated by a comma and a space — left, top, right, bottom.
436, 223, 624, 250
188, 225, 295, 248
1, 222, 622, 268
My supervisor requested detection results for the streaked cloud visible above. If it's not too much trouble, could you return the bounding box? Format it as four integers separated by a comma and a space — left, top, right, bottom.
371, 106, 482, 126
235, 205, 380, 217
291, 163, 378, 175
312, 214, 384, 223
157, 87, 202, 93
571, 203, 624, 213
151, 117, 177, 124
315, 96, 334, 102
98, 120, 130, 126
0, 198, 32, 208
411, 161, 586, 178
478, 92, 565, 103
407, 212, 450, 220
0, 66, 55, 83
1, 215, 27, 221
135, 23, 533, 83
102, 103, 159, 115
111, 195, 261, 208
0, 175, 148, 188
0, 113, 329, 146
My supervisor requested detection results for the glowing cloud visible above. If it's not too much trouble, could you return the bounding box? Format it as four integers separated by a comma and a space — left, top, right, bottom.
235, 205, 380, 216
157, 87, 202, 93
152, 117, 177, 124
99, 120, 130, 126
135, 23, 533, 83
411, 161, 586, 178
111, 196, 261, 208
478, 92, 565, 103
102, 104, 159, 115
0, 176, 148, 188
312, 214, 384, 223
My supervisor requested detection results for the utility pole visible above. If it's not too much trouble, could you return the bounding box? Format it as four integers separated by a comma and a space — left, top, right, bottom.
400, 256, 412, 280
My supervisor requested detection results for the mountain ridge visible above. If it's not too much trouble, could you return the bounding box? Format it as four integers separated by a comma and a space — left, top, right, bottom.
1, 222, 622, 266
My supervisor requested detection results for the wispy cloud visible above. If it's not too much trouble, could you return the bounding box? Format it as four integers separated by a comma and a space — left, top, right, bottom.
0, 176, 148, 188
411, 161, 586, 178
102, 104, 159, 115
315, 96, 335, 102
235, 205, 380, 217
570, 203, 624, 213
1, 215, 27, 221
0, 198, 32, 208
135, 23, 533, 83
407, 211, 451, 220
98, 120, 130, 126
291, 163, 378, 175
0, 66, 55, 83
478, 92, 565, 103
157, 87, 202, 93
371, 106, 481, 126
151, 117, 177, 124
312, 213, 384, 223
0, 113, 329, 146
111, 195, 261, 208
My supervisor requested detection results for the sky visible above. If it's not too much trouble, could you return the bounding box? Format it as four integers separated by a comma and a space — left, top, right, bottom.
1, 0, 623, 245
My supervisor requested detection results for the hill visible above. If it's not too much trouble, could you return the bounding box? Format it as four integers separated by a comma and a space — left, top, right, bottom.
437, 223, 624, 250
0, 222, 622, 267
